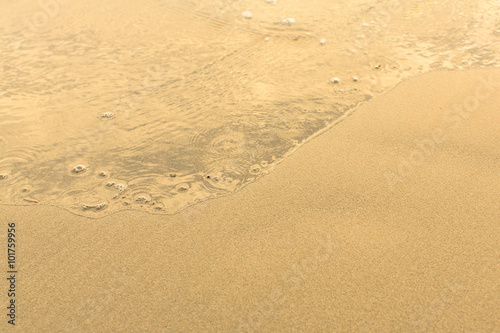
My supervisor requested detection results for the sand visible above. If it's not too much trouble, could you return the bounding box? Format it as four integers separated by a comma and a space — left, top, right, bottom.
1, 69, 499, 332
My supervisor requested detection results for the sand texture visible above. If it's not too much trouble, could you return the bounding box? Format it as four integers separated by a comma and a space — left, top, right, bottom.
0, 69, 499, 332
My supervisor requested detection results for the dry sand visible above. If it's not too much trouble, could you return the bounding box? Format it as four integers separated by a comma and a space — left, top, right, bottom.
1, 69, 499, 332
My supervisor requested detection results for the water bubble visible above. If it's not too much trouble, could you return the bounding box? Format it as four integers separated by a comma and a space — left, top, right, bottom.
242, 11, 252, 19
82, 202, 107, 211
96, 203, 107, 210
135, 195, 151, 204
115, 184, 127, 194
101, 112, 115, 119
111, 183, 127, 199
330, 77, 340, 84
203, 168, 239, 191
21, 185, 32, 193
250, 165, 261, 175
72, 165, 86, 174
99, 171, 108, 177
265, 0, 277, 4
175, 183, 190, 192
282, 18, 296, 24
320, 39, 326, 45
352, 76, 359, 82
154, 203, 165, 211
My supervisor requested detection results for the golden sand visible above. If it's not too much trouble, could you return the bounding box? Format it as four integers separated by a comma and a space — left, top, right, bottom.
1, 69, 498, 332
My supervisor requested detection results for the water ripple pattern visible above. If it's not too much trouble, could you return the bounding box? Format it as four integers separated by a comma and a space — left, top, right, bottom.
0, 0, 498, 217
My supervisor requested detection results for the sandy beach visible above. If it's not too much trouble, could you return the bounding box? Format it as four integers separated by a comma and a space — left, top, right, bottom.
1, 69, 498, 332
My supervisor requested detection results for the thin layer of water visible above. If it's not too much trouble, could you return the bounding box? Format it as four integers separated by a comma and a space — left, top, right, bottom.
0, 0, 498, 216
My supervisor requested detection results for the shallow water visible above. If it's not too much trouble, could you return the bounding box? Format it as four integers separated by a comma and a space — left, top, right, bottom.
0, 0, 498, 217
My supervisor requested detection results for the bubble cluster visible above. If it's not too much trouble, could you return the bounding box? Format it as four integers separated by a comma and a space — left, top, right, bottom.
135, 195, 151, 204
82, 202, 107, 211
72, 165, 86, 174
101, 112, 115, 119
115, 184, 127, 193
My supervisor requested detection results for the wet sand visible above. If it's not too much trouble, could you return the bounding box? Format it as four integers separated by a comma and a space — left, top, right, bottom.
1, 69, 499, 332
